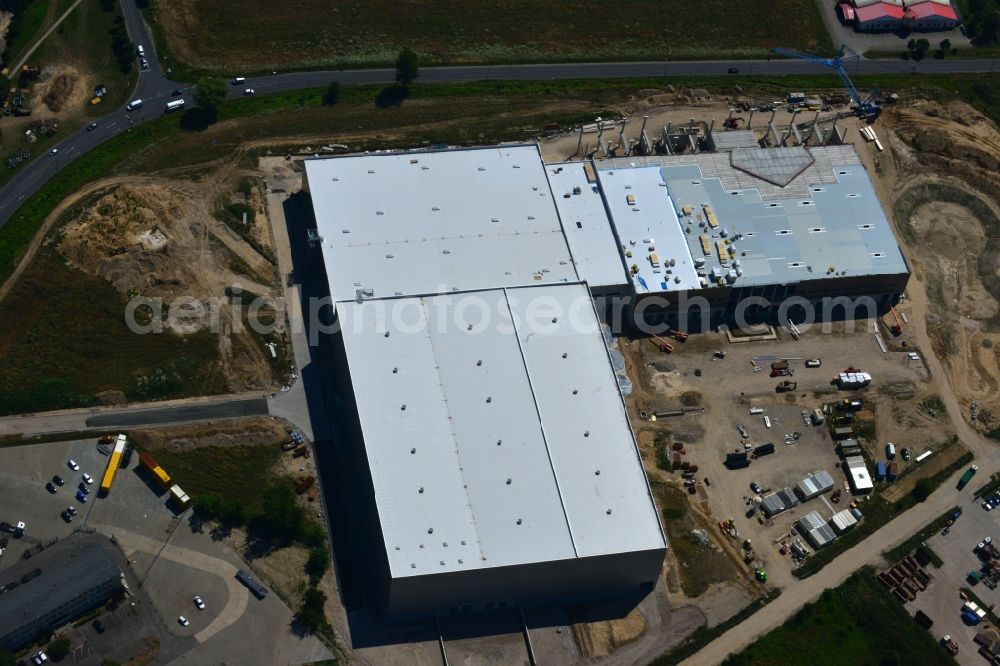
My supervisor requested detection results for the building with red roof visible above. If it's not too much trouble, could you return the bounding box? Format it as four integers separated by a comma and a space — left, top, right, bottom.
903, 1, 959, 29
854, 1, 905, 31
846, 0, 960, 32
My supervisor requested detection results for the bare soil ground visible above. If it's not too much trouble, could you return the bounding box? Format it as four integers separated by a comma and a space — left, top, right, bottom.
52, 166, 285, 391
875, 100, 1000, 436
128, 418, 288, 453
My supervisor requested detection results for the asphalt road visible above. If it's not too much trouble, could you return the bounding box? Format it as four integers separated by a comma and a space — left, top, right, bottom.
0, 2, 996, 236
84, 397, 270, 428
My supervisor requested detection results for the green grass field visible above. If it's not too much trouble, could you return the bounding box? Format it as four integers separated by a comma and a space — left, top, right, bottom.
147, 0, 833, 74
150, 444, 282, 513
0, 246, 227, 414
724, 568, 951, 666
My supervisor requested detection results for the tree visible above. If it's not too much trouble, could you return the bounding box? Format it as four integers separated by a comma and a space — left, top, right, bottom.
296, 586, 329, 633
395, 48, 419, 87
305, 546, 330, 582
48, 637, 71, 661
194, 77, 228, 113
193, 494, 223, 521
252, 483, 305, 542
939, 38, 951, 51
322, 80, 341, 106
913, 477, 935, 502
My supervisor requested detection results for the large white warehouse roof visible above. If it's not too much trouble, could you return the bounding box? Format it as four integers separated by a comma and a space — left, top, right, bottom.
337, 282, 665, 578
305, 145, 579, 302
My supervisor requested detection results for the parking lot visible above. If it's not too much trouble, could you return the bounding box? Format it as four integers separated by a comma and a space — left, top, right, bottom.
904, 488, 1000, 664
0, 435, 331, 665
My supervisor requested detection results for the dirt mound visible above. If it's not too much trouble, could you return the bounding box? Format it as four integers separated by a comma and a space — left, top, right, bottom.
42, 73, 76, 112
130, 418, 286, 453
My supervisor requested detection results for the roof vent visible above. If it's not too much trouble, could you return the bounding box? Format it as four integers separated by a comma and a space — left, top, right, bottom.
478, 167, 486, 171
476, 360, 482, 366
461, 540, 467, 545
491, 218, 500, 223
443, 542, 448, 547
516, 518, 523, 525
562, 353, 568, 359
332, 177, 339, 181
467, 324, 473, 331
458, 559, 464, 564
376, 211, 384, 216
410, 447, 416, 454
606, 508, 613, 515
418, 487, 424, 494
572, 389, 578, 395
367, 170, 375, 174
595, 469, 601, 475
395, 546, 401, 551
496, 439, 502, 446
428, 528, 434, 534
486, 396, 492, 403
384, 331, 390, 338
411, 563, 416, 569
440, 561, 445, 566
551, 317, 558, 323
584, 431, 590, 437
392, 367, 398, 373
442, 249, 451, 254
385, 253, 394, 258
401, 404, 407, 410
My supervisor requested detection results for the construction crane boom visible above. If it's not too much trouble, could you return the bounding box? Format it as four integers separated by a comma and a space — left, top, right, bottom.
771, 44, 880, 119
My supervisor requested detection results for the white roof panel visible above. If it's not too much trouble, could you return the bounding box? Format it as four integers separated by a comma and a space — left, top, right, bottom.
546, 162, 629, 289
338, 283, 665, 578
598, 166, 701, 293
306, 145, 578, 301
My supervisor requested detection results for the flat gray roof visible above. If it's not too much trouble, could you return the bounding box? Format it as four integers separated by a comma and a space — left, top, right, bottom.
0, 539, 121, 645
598, 146, 908, 292
338, 282, 665, 578
305, 145, 578, 302
546, 162, 629, 289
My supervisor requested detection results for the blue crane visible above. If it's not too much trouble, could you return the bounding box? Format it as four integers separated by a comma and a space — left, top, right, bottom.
771, 45, 881, 118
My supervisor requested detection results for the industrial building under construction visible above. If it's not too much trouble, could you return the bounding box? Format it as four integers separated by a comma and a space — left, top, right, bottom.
301, 138, 908, 616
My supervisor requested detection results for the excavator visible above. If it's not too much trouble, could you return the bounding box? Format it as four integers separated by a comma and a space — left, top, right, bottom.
665, 328, 689, 342
886, 307, 903, 336
649, 334, 674, 353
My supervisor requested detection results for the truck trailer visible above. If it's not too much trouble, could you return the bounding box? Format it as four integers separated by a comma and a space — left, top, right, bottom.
958, 465, 980, 490
99, 434, 127, 496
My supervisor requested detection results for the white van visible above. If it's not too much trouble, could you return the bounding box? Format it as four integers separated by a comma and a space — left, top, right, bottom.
126, 99, 143, 111
748, 407, 765, 415
165, 99, 185, 112
231, 76, 246, 85
136, 44, 144, 57
886, 442, 896, 459
763, 416, 772, 428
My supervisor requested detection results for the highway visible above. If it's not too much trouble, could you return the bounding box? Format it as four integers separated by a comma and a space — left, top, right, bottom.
0, 0, 997, 235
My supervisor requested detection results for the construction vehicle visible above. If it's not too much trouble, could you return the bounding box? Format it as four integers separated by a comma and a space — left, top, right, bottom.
723, 116, 744, 130
665, 328, 689, 342
886, 307, 903, 335
776, 380, 797, 393
770, 368, 792, 378
771, 44, 881, 119
650, 334, 674, 353
941, 635, 958, 656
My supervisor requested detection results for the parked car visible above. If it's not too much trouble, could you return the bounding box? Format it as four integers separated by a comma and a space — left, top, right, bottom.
45, 482, 57, 493
805, 358, 821, 368
82, 473, 94, 485
194, 595, 205, 610
66, 506, 77, 517
86, 122, 97, 131
68, 459, 79, 470
93, 618, 106, 633
727, 67, 739, 74
901, 448, 911, 462
75, 489, 88, 503
78, 482, 89, 494
178, 616, 189, 626
53, 475, 64, 486
750, 482, 762, 494
49, 148, 58, 156
244, 88, 255, 96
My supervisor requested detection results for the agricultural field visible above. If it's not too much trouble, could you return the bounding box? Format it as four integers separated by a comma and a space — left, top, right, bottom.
146, 0, 832, 73
723, 568, 951, 666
